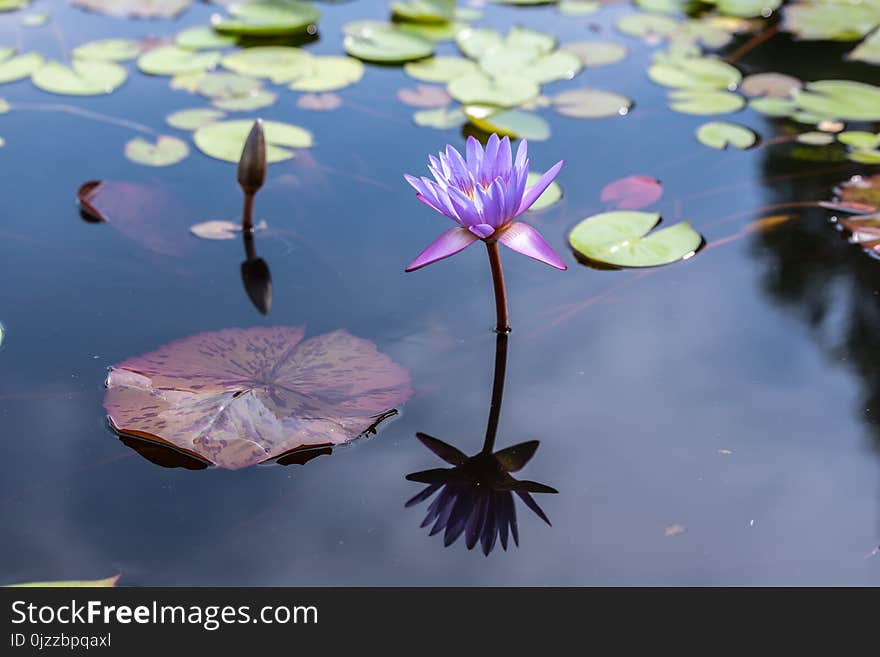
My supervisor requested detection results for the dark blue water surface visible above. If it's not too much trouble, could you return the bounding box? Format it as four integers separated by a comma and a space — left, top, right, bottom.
1, 0, 880, 586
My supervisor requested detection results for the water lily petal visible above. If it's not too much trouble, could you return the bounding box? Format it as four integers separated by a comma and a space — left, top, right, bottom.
405, 227, 478, 272
469, 223, 495, 238
465, 135, 483, 176
406, 174, 464, 225
497, 222, 567, 270
494, 136, 513, 182
514, 139, 528, 175
481, 133, 501, 185
517, 160, 564, 215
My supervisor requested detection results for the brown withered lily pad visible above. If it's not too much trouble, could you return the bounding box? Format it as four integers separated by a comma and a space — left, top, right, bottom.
104, 327, 412, 470
833, 174, 880, 214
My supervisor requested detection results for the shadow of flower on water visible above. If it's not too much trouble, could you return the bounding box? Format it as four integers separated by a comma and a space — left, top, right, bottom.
406, 333, 558, 555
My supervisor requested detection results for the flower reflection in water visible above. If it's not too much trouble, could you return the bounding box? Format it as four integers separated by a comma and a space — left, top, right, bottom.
406, 334, 558, 555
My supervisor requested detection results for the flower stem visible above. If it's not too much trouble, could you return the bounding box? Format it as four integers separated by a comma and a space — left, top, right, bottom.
482, 331, 508, 455
485, 241, 510, 334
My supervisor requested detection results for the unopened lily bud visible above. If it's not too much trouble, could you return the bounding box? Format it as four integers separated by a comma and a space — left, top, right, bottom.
237, 119, 267, 195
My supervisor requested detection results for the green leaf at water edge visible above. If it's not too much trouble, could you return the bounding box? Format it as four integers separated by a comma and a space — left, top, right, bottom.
404, 56, 478, 82
194, 119, 312, 163
447, 73, 539, 108
413, 106, 467, 129
568, 210, 702, 268
125, 135, 190, 166
0, 51, 44, 84
138, 46, 221, 76
211, 0, 320, 37
669, 88, 745, 115
166, 108, 226, 130
463, 105, 551, 141
73, 39, 143, 62
343, 21, 434, 63
696, 121, 757, 149
32, 60, 127, 96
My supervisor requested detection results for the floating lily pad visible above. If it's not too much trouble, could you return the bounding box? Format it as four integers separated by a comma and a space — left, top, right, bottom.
0, 51, 44, 84
669, 88, 745, 115
196, 72, 262, 99
648, 56, 741, 89
448, 73, 539, 107
559, 0, 600, 15
212, 88, 277, 110
782, 2, 877, 41
569, 211, 702, 268
848, 150, 880, 164
71, 0, 191, 18
32, 60, 127, 95
740, 72, 802, 98
0, 98, 8, 113
194, 119, 312, 163
72, 39, 143, 62
21, 12, 48, 27
521, 50, 583, 84
398, 84, 451, 107
288, 56, 363, 91
404, 56, 478, 82
212, 0, 320, 37
138, 46, 221, 76
166, 108, 226, 130
176, 26, 238, 50
103, 327, 412, 470
0, 0, 29, 11
455, 27, 503, 59
696, 120, 757, 149
711, 0, 780, 18
552, 88, 632, 118
6, 575, 120, 588
749, 96, 796, 116
344, 21, 434, 63
396, 19, 465, 43
412, 106, 467, 128
298, 92, 342, 110
838, 131, 880, 150
221, 46, 312, 82
600, 175, 663, 209
796, 131, 835, 145
616, 13, 680, 39
562, 41, 628, 68
125, 135, 190, 167
526, 171, 562, 210
835, 175, 880, 213
793, 80, 880, 122
848, 29, 880, 65
463, 105, 551, 141
391, 0, 454, 23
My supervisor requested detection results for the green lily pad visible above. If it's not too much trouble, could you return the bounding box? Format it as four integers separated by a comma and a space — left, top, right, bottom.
447, 72, 539, 107
391, 0, 454, 23
696, 121, 757, 149
212, 88, 277, 110
569, 211, 702, 268
552, 88, 632, 118
848, 29, 880, 64
212, 0, 320, 37
616, 13, 680, 39
413, 106, 468, 128
559, 0, 600, 15
0, 0, 29, 11
710, 0, 781, 18
194, 119, 312, 163
196, 72, 262, 99
343, 21, 434, 63
0, 98, 9, 113
32, 60, 127, 95
838, 131, 880, 150
506, 26, 556, 55
404, 56, 479, 82
396, 19, 466, 43
463, 105, 551, 140
166, 108, 226, 130
288, 56, 363, 91
848, 149, 880, 164
793, 80, 880, 121
562, 41, 628, 68
669, 88, 745, 115
521, 50, 583, 84
221, 46, 312, 82
72, 39, 143, 62
21, 12, 49, 27
648, 56, 741, 89
0, 51, 44, 84
525, 171, 562, 210
125, 135, 190, 166
782, 2, 877, 41
455, 27, 503, 59
176, 26, 238, 50
138, 46, 221, 76
796, 131, 835, 145
749, 96, 796, 116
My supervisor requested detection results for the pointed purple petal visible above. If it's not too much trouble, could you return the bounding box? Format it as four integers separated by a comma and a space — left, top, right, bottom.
514, 139, 528, 174
496, 222, 567, 270
495, 136, 513, 181
405, 227, 478, 272
469, 223, 495, 238
482, 134, 501, 184
516, 160, 564, 215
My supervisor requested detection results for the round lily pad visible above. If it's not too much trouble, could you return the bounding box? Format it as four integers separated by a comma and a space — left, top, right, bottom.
669, 89, 745, 115
506, 26, 556, 55
562, 41, 628, 68
749, 96, 796, 116
212, 89, 277, 111
221, 46, 312, 82
72, 38, 142, 62
848, 150, 880, 164
793, 80, 880, 122
413, 107, 468, 129
696, 121, 757, 149
32, 59, 127, 95
838, 131, 880, 150
0, 51, 44, 84
391, 0, 454, 23
455, 27, 503, 59
212, 0, 320, 37
447, 73, 539, 107
559, 0, 600, 15
196, 72, 262, 99
194, 119, 313, 163
552, 88, 632, 118
740, 72, 802, 98
138, 46, 221, 76
176, 26, 238, 50
525, 171, 562, 210
166, 108, 226, 130
288, 56, 363, 91
344, 21, 434, 63
796, 131, 835, 145
569, 211, 702, 268
463, 105, 551, 141
125, 135, 190, 167
404, 56, 478, 82
521, 50, 583, 84
648, 56, 741, 89
616, 13, 679, 39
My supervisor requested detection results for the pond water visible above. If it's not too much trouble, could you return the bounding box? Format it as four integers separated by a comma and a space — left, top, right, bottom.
2, 0, 880, 586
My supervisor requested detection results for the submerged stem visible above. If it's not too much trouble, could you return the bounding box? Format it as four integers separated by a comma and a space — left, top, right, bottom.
242, 192, 255, 233
485, 241, 510, 334
482, 332, 508, 455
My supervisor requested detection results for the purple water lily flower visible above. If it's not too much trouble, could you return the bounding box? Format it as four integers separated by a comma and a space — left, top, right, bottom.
404, 134, 566, 272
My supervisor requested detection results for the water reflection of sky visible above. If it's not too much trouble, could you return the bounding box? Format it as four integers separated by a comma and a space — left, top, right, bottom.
0, 1, 878, 585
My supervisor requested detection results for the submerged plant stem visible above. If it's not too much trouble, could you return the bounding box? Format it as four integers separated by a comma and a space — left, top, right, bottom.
486, 241, 510, 334
242, 192, 255, 232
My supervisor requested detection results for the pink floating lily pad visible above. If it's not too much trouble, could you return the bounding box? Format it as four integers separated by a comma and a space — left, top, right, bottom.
600, 175, 663, 210
104, 327, 412, 469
